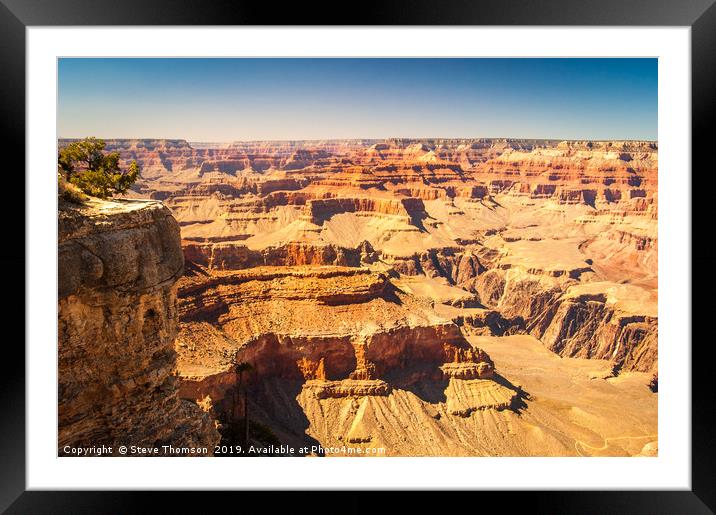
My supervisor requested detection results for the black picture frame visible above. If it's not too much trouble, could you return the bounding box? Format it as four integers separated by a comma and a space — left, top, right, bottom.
3, 0, 713, 512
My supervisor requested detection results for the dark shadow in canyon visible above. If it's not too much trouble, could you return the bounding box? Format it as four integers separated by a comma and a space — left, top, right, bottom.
243, 377, 324, 456
408, 211, 431, 233
380, 282, 405, 306
385, 363, 449, 404
492, 372, 531, 414
320, 279, 404, 307
582, 189, 597, 208
183, 259, 210, 277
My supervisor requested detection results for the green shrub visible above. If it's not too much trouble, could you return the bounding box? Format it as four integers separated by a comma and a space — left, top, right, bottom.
58, 172, 87, 204
58, 137, 139, 199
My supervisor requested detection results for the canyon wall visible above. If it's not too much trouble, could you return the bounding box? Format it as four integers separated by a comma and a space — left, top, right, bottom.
57, 137, 658, 456
76, 137, 656, 377
58, 198, 219, 455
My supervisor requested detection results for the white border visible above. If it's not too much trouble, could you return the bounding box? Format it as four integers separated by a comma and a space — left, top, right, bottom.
27, 27, 691, 490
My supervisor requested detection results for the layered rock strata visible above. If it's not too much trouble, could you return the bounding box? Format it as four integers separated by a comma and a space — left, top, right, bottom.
58, 137, 659, 456
58, 198, 219, 455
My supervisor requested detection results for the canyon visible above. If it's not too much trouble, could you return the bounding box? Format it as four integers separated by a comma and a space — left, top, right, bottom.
58, 137, 658, 457
58, 197, 219, 455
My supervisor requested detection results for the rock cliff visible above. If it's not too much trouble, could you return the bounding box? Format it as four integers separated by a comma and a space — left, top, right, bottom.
58, 198, 219, 455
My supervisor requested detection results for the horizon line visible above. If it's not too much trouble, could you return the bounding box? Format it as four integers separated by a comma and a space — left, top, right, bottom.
57, 136, 659, 144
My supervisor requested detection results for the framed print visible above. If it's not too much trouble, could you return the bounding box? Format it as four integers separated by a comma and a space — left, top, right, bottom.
3, 0, 715, 512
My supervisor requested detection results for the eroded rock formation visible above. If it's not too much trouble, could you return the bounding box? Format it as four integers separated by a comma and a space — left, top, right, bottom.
58, 198, 220, 455
58, 137, 658, 456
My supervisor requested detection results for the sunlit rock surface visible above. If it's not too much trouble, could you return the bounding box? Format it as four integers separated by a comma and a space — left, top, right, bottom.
59, 138, 658, 456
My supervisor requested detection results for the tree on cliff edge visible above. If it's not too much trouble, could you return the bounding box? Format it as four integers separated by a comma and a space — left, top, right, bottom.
58, 137, 139, 199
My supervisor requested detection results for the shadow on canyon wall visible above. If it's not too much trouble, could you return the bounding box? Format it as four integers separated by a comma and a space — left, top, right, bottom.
243, 378, 324, 456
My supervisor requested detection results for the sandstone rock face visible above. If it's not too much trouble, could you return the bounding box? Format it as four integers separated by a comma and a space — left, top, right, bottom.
58, 199, 219, 455
303, 379, 391, 399
443, 378, 516, 416
59, 138, 658, 456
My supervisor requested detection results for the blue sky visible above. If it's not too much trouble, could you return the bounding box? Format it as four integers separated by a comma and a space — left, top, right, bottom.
58, 58, 657, 141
